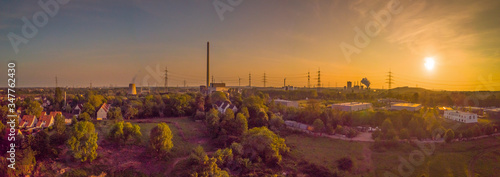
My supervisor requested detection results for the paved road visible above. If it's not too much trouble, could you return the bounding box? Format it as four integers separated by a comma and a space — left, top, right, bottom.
286, 126, 500, 143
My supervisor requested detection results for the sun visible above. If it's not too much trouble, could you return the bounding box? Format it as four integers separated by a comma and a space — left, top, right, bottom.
424, 57, 435, 71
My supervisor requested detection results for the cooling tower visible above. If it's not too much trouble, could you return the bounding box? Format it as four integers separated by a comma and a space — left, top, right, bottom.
129, 83, 137, 95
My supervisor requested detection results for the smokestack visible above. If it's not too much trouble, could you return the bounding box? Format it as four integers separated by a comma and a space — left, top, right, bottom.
207, 42, 210, 88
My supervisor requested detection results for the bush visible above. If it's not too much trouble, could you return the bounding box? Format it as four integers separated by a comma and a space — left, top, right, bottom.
336, 157, 354, 172
149, 123, 173, 158
63, 169, 87, 177
299, 161, 337, 177
444, 129, 455, 143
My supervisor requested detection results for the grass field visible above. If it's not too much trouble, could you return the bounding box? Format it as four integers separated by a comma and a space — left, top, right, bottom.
286, 132, 500, 177
132, 117, 212, 158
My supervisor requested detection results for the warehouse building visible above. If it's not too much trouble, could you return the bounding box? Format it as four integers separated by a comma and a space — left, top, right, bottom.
444, 110, 478, 123
274, 99, 299, 108
332, 102, 372, 112
390, 103, 422, 111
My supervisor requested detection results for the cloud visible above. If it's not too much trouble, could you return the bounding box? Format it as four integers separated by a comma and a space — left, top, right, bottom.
347, 0, 500, 60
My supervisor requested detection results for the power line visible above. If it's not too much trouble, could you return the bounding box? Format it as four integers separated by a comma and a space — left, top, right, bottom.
386, 70, 394, 91
164, 67, 168, 92
263, 73, 267, 87
317, 68, 321, 88
308, 72, 311, 88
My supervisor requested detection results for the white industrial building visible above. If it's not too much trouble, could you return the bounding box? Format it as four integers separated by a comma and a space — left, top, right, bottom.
274, 99, 299, 108
390, 103, 422, 111
444, 110, 478, 123
332, 102, 372, 112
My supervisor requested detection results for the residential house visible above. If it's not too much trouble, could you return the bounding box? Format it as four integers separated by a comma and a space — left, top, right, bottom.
19, 115, 37, 129
42, 99, 51, 108
49, 111, 62, 118
96, 103, 111, 120
214, 101, 238, 113
72, 104, 83, 115
35, 115, 54, 128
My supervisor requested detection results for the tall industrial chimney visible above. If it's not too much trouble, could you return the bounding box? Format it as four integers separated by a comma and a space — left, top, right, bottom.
207, 42, 210, 88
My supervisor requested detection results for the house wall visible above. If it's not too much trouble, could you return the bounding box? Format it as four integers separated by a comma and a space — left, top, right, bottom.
97, 109, 107, 119
444, 111, 478, 123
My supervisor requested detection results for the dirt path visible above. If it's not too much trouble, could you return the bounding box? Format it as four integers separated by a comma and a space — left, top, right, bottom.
165, 155, 190, 175
357, 144, 374, 174
467, 144, 500, 177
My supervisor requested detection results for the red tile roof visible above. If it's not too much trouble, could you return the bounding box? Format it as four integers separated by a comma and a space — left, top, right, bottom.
35, 115, 54, 128
100, 103, 111, 112
49, 111, 62, 117
20, 115, 36, 128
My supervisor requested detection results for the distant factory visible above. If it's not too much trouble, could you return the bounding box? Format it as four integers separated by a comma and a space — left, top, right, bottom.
200, 42, 228, 94
344, 78, 370, 92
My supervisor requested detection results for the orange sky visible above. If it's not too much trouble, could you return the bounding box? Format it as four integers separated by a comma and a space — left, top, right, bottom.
1, 0, 499, 91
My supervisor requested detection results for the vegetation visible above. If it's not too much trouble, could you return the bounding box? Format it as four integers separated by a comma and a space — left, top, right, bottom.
108, 121, 142, 145
149, 123, 174, 158
2, 87, 499, 176
67, 121, 99, 162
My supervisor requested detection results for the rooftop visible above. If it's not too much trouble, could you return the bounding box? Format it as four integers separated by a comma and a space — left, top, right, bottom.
392, 103, 422, 107
333, 102, 371, 106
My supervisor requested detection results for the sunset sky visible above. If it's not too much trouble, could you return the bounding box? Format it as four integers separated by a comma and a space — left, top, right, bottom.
1, 0, 499, 91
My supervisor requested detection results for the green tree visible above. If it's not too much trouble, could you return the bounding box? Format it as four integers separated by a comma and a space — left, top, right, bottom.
210, 91, 229, 104
189, 146, 230, 177
26, 101, 43, 117
54, 114, 66, 135
251, 111, 268, 128
269, 114, 285, 131
123, 122, 142, 144
205, 109, 220, 137
82, 102, 95, 118
55, 87, 64, 110
0, 105, 8, 119
313, 119, 325, 133
16, 147, 37, 176
67, 121, 99, 162
242, 127, 289, 164
0, 122, 4, 136
71, 115, 78, 126
234, 113, 248, 136
78, 112, 91, 122
149, 123, 173, 157
239, 106, 250, 118
444, 129, 455, 143
107, 107, 123, 121
125, 105, 138, 120
399, 128, 410, 140
381, 118, 393, 134
108, 121, 124, 144
32, 130, 54, 159
108, 121, 143, 145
